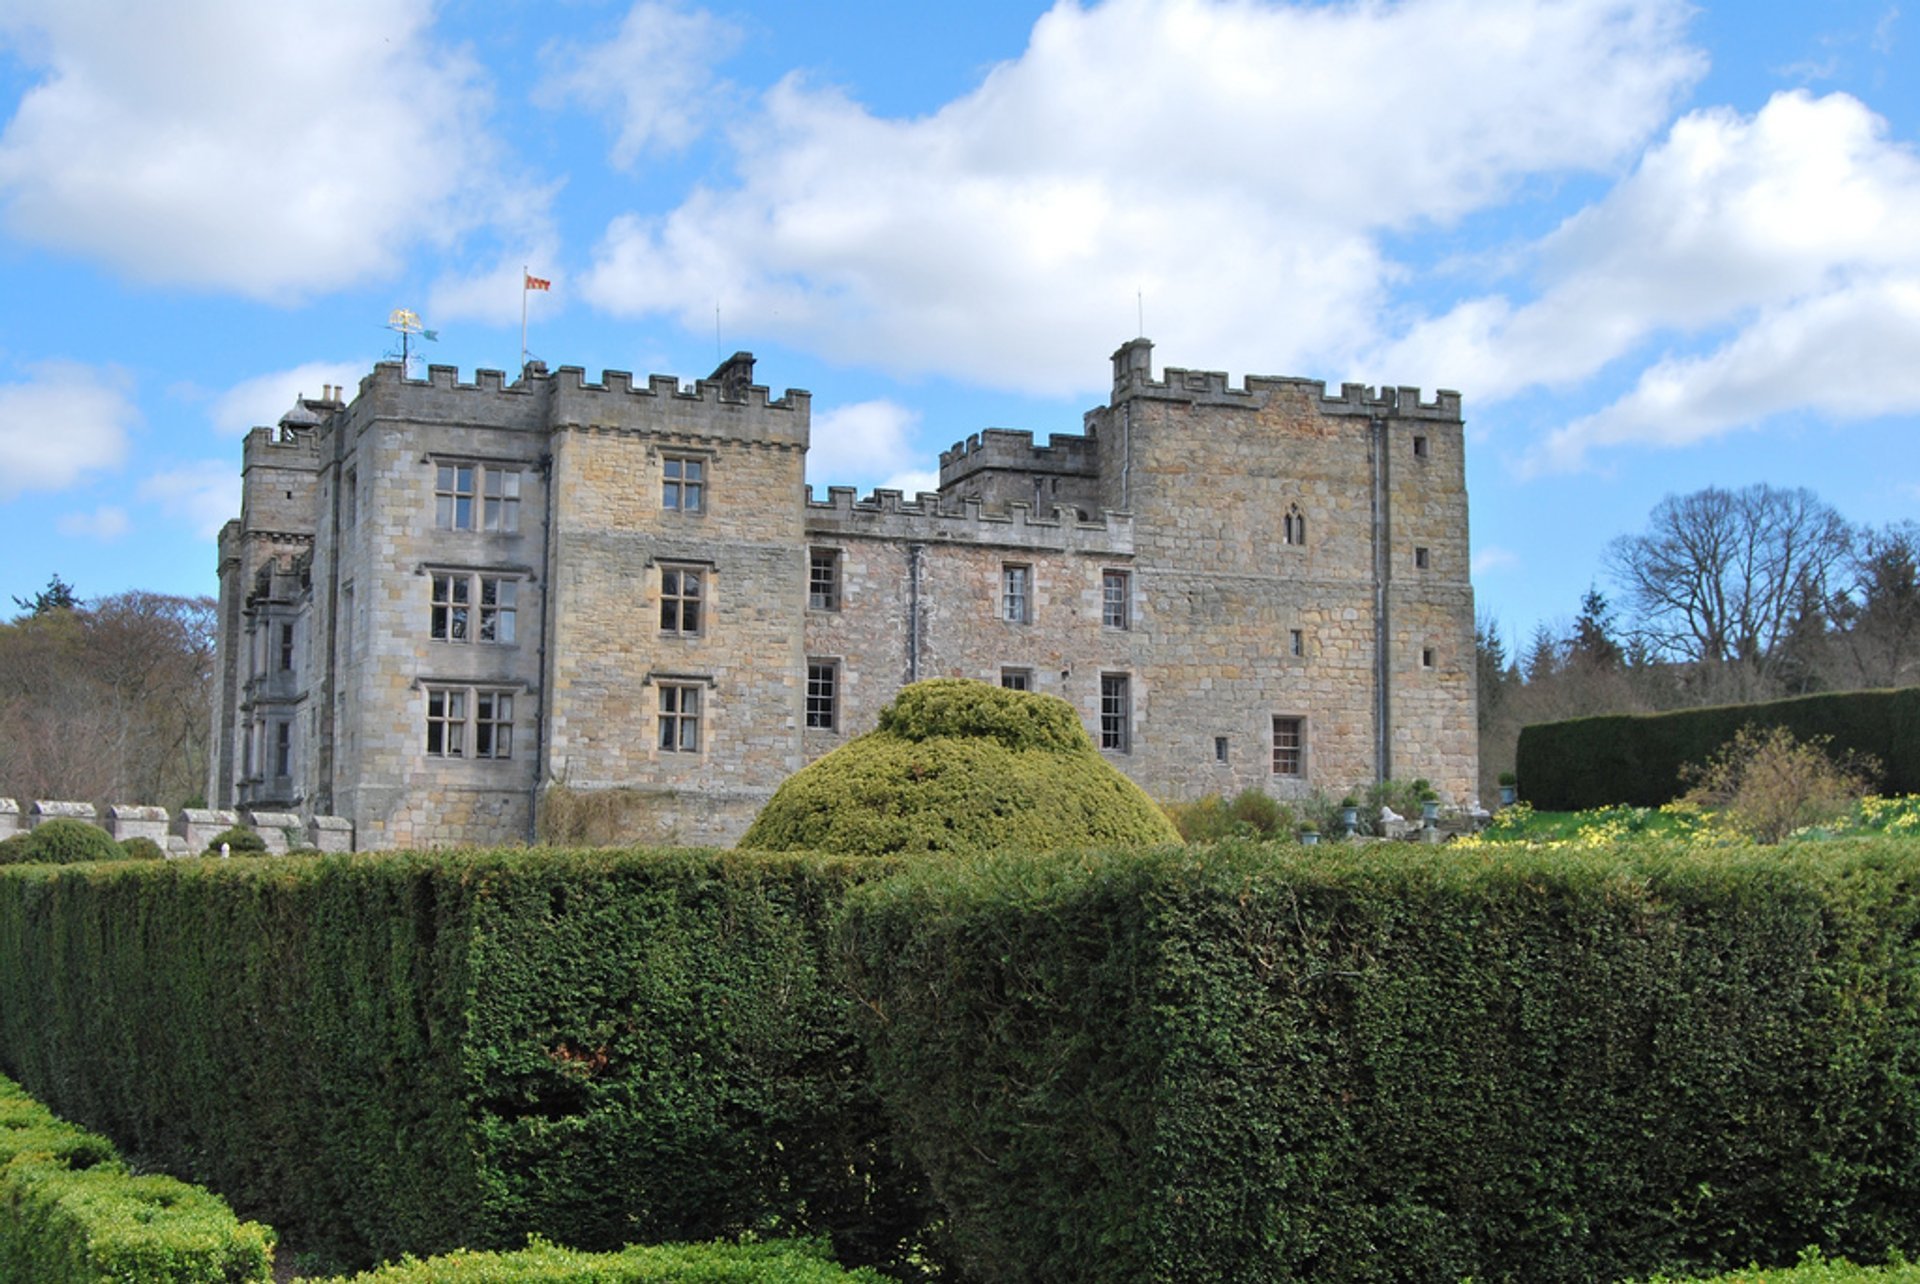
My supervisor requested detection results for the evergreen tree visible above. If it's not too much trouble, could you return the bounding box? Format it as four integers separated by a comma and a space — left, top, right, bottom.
11, 574, 78, 618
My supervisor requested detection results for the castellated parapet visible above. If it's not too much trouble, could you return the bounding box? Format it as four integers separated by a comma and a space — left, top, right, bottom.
211, 341, 1476, 851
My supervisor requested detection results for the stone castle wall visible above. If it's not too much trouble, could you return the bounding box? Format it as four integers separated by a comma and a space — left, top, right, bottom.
210, 342, 1478, 851
0, 799, 353, 856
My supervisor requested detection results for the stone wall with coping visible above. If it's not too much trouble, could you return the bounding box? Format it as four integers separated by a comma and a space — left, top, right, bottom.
0, 802, 353, 858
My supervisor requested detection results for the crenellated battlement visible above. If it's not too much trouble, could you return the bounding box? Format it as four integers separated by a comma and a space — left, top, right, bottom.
358, 358, 809, 414
937, 427, 1099, 484
805, 484, 1132, 555
1107, 338, 1462, 422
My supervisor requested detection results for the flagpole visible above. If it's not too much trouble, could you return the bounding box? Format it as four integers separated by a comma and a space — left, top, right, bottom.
520, 265, 529, 375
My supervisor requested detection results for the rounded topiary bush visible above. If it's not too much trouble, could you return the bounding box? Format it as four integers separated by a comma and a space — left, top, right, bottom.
120, 836, 167, 861
0, 832, 32, 865
20, 818, 125, 864
204, 825, 268, 856
740, 678, 1181, 856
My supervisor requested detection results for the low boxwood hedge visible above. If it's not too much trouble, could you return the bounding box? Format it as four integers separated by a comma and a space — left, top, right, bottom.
325, 1236, 891, 1282
0, 1071, 273, 1283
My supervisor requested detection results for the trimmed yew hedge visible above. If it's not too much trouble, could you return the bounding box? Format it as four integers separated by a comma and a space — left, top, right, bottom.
0, 849, 936, 1273
0, 1071, 274, 1282
327, 1237, 892, 1283
839, 839, 1920, 1284
1514, 686, 1920, 811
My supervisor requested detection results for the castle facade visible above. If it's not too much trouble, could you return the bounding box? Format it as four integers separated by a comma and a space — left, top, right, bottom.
211, 339, 1476, 849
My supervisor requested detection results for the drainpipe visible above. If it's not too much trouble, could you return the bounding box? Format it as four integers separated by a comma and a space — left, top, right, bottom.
1120, 402, 1132, 512
533, 446, 557, 843
907, 543, 925, 682
1370, 411, 1391, 783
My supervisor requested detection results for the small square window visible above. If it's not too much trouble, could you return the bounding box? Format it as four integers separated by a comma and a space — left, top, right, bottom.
658, 683, 702, 753
1272, 717, 1304, 776
1001, 667, 1032, 692
1289, 628, 1304, 658
663, 455, 705, 512
660, 566, 704, 636
1102, 569, 1130, 630
1415, 546, 1430, 570
809, 549, 842, 611
1413, 435, 1429, 458
1422, 647, 1436, 668
1002, 564, 1032, 624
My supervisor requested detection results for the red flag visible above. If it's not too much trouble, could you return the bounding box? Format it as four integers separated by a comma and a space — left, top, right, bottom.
524, 273, 551, 291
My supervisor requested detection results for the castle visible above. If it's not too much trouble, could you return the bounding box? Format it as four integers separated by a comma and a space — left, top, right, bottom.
210, 339, 1477, 850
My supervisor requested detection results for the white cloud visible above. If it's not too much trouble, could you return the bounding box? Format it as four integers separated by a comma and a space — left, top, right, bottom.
55, 505, 129, 540
1472, 546, 1520, 576
1526, 279, 1920, 472
1380, 90, 1920, 415
806, 399, 933, 493
211, 362, 365, 437
0, 361, 137, 499
0, 0, 512, 299
139, 462, 240, 540
583, 0, 1702, 395
536, 1, 742, 165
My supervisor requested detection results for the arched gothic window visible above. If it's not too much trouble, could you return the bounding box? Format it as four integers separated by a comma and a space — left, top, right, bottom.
1283, 504, 1306, 547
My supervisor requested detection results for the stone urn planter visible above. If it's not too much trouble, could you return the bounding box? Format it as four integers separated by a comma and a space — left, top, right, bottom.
1299, 828, 1320, 846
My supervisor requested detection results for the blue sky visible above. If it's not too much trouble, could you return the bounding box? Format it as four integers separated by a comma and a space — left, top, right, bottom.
0, 0, 1915, 651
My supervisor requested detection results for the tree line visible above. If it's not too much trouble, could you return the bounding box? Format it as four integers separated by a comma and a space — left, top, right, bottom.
1479, 483, 1920, 795
0, 576, 216, 810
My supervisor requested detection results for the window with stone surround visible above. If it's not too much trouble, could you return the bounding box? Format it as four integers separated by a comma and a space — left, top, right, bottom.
1100, 673, 1130, 752
425, 687, 515, 760
1000, 667, 1032, 692
809, 548, 841, 611
431, 573, 518, 644
662, 455, 705, 513
1272, 716, 1304, 777
343, 467, 357, 528
1002, 563, 1032, 623
658, 683, 701, 753
1422, 646, 1436, 668
1290, 628, 1304, 657
806, 660, 838, 730
278, 622, 295, 672
1415, 546, 1430, 570
1413, 435, 1429, 459
1283, 504, 1306, 546
435, 463, 521, 533
1102, 568, 1130, 630
659, 566, 704, 636
273, 720, 292, 778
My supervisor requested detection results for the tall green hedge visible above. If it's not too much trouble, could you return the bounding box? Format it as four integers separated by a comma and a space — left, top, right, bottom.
838, 839, 1920, 1283
0, 849, 937, 1273
1515, 686, 1920, 811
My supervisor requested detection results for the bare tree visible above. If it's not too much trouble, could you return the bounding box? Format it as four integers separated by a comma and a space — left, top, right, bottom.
0, 591, 215, 807
1604, 484, 1854, 695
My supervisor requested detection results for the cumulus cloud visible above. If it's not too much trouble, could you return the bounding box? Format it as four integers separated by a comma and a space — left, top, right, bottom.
0, 361, 137, 499
139, 462, 240, 540
1379, 89, 1920, 470
211, 361, 365, 437
1526, 280, 1920, 472
583, 0, 1702, 395
536, 1, 743, 164
55, 506, 130, 540
806, 399, 938, 494
0, 0, 510, 299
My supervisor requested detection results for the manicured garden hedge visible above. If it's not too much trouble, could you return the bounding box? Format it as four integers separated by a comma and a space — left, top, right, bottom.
0, 849, 937, 1273
839, 838, 1920, 1283
1515, 686, 1920, 811
326, 1236, 891, 1282
0, 1071, 274, 1282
